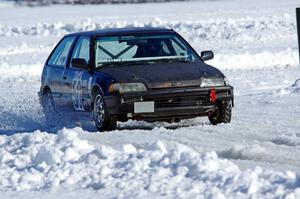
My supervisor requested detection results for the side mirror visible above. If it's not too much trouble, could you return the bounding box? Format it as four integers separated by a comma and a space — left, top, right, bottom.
71, 58, 88, 69
201, 51, 214, 61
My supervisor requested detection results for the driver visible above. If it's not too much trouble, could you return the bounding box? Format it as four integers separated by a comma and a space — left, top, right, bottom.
144, 39, 167, 57
134, 39, 169, 58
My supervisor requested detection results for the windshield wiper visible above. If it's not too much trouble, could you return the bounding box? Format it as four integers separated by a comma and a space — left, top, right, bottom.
153, 58, 193, 64
171, 59, 192, 63
97, 60, 151, 68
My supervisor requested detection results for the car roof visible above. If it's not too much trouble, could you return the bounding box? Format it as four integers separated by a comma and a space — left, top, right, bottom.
66, 27, 174, 37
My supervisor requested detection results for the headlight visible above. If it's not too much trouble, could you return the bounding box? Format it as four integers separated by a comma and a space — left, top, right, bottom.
109, 83, 147, 94
200, 77, 225, 87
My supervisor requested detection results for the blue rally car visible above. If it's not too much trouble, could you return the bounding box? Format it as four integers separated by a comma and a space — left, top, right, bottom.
38, 27, 234, 131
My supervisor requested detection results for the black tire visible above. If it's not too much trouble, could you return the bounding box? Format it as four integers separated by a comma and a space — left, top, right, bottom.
92, 90, 117, 132
41, 89, 60, 127
208, 100, 232, 125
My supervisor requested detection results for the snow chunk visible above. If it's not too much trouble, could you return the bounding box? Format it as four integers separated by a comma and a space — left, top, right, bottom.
272, 133, 300, 147
57, 127, 79, 142
123, 144, 137, 154
277, 79, 300, 95
286, 79, 300, 94
219, 144, 266, 160
35, 146, 64, 165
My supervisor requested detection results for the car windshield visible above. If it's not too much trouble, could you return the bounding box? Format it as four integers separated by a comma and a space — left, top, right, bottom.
95, 33, 199, 68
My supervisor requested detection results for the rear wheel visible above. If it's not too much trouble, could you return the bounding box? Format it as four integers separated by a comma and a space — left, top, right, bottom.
41, 89, 59, 126
208, 100, 232, 125
92, 91, 117, 131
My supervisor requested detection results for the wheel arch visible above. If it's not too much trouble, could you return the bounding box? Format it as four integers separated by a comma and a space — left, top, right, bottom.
91, 81, 107, 96
91, 83, 106, 107
42, 85, 51, 94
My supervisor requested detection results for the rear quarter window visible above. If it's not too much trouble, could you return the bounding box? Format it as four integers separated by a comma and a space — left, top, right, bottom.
47, 36, 76, 67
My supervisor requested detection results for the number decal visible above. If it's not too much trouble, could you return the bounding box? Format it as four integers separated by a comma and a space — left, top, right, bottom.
72, 71, 85, 111
88, 77, 93, 92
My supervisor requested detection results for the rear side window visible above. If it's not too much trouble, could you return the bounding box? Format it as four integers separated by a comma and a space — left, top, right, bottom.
47, 36, 75, 67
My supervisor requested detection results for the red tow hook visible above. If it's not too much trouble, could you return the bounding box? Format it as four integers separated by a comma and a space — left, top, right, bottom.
210, 88, 216, 103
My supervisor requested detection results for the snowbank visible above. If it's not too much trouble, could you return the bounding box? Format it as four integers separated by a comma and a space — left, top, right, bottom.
0, 128, 300, 198
0, 14, 297, 73
0, 15, 295, 44
209, 48, 298, 70
16, 0, 189, 6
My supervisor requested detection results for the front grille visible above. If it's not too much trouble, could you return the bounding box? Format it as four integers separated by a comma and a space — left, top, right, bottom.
154, 95, 210, 108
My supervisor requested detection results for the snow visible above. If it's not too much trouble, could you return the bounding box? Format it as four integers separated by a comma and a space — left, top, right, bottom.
1, 0, 300, 198
1, 128, 300, 198
282, 79, 300, 94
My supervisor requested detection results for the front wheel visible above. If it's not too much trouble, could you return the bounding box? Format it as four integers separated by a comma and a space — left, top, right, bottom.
208, 100, 232, 125
92, 91, 117, 132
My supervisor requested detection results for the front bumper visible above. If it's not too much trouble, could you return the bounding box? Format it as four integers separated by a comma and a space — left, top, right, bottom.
104, 86, 234, 121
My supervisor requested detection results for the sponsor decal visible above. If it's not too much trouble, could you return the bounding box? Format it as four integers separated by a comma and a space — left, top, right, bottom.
72, 71, 85, 111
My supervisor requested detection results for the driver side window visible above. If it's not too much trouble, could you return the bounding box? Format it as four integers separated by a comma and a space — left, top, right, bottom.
70, 36, 90, 68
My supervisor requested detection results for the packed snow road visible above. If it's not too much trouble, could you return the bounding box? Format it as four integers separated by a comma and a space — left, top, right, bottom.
1, 0, 300, 198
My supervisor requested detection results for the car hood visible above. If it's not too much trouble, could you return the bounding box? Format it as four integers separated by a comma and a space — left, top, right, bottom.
98, 62, 224, 89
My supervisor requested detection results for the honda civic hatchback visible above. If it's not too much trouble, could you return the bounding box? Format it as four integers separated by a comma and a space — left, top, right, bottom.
38, 27, 234, 131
